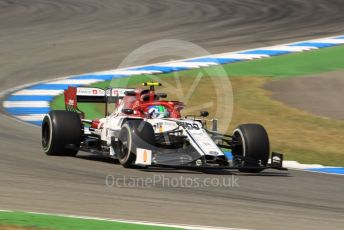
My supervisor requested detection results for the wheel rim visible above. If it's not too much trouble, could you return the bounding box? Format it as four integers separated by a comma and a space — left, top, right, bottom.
118, 128, 130, 161
42, 121, 50, 149
232, 130, 244, 157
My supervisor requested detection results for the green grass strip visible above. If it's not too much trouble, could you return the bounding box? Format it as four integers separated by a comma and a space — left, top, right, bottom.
0, 211, 179, 230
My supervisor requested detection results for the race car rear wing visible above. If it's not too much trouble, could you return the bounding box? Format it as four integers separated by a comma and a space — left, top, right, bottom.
64, 86, 134, 117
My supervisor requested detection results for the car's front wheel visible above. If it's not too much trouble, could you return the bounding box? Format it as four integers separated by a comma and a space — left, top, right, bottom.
118, 120, 155, 168
232, 124, 270, 173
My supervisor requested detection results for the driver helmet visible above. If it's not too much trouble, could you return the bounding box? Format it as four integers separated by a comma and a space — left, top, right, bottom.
148, 105, 170, 118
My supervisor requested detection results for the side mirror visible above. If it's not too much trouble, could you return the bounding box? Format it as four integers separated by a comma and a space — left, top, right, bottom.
157, 93, 167, 98
200, 111, 209, 117
124, 91, 136, 96
122, 109, 134, 115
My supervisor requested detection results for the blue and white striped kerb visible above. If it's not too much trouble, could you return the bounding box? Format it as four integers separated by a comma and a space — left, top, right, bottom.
4, 35, 344, 126
283, 161, 344, 175
2, 35, 344, 175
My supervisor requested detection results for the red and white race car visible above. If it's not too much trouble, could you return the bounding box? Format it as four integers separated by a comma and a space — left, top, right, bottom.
41, 82, 285, 172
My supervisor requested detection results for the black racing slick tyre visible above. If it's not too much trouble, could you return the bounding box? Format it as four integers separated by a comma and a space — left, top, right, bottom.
232, 124, 270, 173
118, 120, 155, 168
41, 110, 82, 156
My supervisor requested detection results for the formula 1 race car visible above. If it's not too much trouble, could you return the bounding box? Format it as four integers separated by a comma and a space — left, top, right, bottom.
41, 82, 285, 172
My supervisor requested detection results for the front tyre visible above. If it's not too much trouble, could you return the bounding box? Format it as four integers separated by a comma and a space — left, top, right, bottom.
118, 120, 155, 168
41, 110, 82, 156
232, 124, 270, 173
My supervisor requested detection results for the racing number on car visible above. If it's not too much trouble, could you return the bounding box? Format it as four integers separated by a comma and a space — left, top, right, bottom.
177, 122, 200, 130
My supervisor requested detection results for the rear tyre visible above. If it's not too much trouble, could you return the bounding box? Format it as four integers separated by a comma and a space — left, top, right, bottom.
41, 110, 82, 156
232, 124, 270, 173
118, 120, 155, 168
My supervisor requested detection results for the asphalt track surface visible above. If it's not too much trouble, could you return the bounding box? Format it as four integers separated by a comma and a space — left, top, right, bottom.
265, 70, 344, 121
0, 0, 344, 229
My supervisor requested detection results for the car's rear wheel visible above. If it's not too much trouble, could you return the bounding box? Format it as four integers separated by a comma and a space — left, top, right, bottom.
118, 120, 155, 168
232, 124, 270, 173
42, 110, 82, 156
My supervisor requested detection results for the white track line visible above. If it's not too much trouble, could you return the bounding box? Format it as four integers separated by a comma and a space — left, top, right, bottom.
210, 53, 269, 59
3, 101, 50, 108
94, 70, 162, 75
311, 38, 344, 44
15, 114, 46, 121
284, 161, 343, 171
12, 89, 64, 96
257, 45, 317, 52
0, 210, 248, 230
46, 79, 103, 85
160, 61, 219, 68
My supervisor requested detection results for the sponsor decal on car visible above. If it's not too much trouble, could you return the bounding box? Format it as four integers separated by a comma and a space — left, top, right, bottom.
77, 88, 105, 96
135, 148, 152, 165
188, 129, 223, 156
